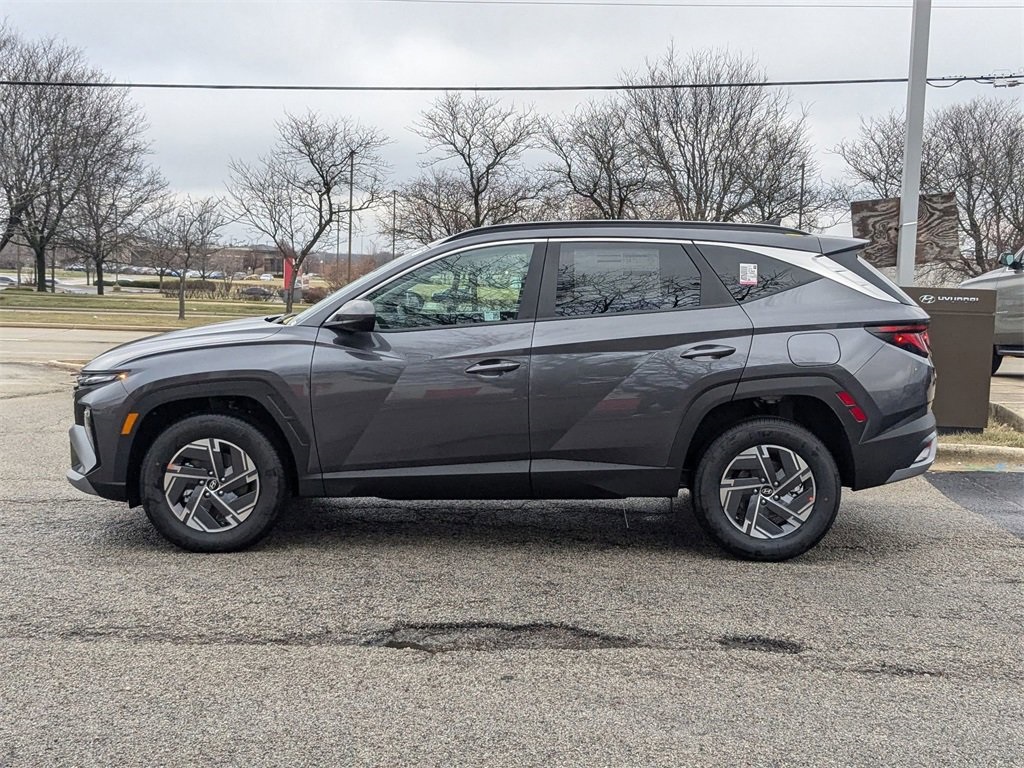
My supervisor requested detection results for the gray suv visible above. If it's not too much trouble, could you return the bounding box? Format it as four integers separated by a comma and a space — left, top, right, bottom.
958, 246, 1024, 374
68, 221, 937, 560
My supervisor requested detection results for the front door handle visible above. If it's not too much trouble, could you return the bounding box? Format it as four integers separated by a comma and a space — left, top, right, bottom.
680, 344, 736, 360
465, 359, 521, 376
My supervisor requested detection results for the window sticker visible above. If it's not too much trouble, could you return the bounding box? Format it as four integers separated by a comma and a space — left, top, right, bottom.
739, 262, 758, 286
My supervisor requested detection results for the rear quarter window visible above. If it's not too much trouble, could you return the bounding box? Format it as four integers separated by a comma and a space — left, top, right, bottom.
698, 245, 820, 303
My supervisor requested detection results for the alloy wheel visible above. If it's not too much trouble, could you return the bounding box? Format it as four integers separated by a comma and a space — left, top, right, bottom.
162, 438, 260, 532
718, 444, 817, 540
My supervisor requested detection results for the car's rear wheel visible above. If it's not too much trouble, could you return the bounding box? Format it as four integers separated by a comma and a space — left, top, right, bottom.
692, 418, 840, 561
140, 415, 287, 552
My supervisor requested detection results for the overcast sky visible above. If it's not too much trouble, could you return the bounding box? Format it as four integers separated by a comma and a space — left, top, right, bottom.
4, 0, 1023, 248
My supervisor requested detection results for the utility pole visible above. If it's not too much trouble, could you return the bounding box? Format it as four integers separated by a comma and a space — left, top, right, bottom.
896, 0, 932, 287
346, 149, 355, 283
797, 162, 806, 230
391, 189, 397, 261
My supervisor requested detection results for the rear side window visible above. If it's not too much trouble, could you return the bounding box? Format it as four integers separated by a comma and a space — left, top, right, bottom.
699, 245, 819, 303
553, 241, 701, 317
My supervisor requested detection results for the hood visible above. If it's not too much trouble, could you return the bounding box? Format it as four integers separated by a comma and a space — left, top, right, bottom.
958, 267, 1009, 288
83, 316, 284, 371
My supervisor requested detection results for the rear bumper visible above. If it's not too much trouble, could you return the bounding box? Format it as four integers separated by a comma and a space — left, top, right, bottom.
850, 411, 937, 490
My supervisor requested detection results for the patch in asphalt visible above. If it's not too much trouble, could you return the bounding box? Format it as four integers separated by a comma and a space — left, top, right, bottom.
364, 621, 637, 653
854, 662, 943, 678
716, 635, 805, 655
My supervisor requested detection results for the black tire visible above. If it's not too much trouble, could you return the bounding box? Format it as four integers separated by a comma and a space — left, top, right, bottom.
992, 349, 1002, 376
692, 418, 841, 561
139, 414, 288, 552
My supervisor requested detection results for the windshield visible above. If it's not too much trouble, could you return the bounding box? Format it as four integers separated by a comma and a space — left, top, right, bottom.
287, 240, 440, 325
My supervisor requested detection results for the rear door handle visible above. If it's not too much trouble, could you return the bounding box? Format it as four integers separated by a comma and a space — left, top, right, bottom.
465, 359, 521, 376
680, 344, 736, 360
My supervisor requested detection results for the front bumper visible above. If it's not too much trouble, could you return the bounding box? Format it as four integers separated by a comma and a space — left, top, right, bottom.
67, 424, 99, 496
67, 423, 127, 501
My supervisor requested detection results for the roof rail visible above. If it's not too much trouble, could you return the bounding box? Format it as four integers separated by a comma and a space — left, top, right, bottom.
443, 219, 811, 242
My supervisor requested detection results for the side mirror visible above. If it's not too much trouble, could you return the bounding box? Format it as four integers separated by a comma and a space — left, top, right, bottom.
999, 251, 1022, 270
324, 299, 376, 332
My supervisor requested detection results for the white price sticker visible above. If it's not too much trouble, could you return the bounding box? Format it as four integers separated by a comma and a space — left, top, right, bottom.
739, 262, 758, 286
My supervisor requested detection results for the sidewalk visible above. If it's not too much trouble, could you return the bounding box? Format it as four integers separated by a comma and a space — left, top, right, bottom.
990, 356, 1024, 430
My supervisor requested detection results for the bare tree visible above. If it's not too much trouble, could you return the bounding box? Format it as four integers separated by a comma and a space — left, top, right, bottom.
65, 143, 166, 295
624, 47, 820, 225
147, 197, 226, 319
540, 98, 654, 219
393, 93, 541, 245
0, 26, 152, 291
837, 97, 1023, 277
227, 111, 391, 312
930, 98, 1024, 275
834, 111, 916, 200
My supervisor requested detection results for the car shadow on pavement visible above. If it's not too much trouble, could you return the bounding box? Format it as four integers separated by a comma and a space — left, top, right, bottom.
262, 496, 719, 555
89, 494, 918, 563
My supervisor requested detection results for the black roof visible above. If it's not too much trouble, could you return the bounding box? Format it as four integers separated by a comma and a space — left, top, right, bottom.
444, 220, 811, 242
440, 220, 866, 255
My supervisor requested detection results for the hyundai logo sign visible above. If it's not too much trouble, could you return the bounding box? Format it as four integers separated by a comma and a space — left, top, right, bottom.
917, 294, 979, 304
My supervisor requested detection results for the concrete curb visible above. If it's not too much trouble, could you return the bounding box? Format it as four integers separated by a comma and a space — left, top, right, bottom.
1, 322, 177, 333
934, 442, 1024, 470
990, 401, 1024, 433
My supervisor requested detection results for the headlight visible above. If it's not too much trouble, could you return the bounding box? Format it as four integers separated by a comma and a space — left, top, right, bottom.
75, 371, 128, 389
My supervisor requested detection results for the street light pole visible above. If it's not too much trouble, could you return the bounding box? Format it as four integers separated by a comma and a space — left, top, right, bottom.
797, 162, 806, 230
346, 149, 355, 283
391, 189, 397, 261
896, 0, 932, 287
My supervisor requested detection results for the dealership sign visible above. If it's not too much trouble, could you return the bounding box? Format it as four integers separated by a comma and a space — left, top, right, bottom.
850, 193, 959, 268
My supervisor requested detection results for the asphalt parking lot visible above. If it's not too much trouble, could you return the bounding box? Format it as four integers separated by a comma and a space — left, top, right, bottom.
1, 364, 1022, 767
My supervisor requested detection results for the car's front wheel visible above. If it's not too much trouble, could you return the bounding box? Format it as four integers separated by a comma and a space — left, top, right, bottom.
140, 415, 288, 552
692, 418, 840, 561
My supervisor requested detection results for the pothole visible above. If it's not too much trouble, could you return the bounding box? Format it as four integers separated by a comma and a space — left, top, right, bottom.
365, 622, 637, 653
717, 634, 806, 655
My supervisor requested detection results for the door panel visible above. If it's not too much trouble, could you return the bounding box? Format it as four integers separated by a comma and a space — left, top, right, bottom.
311, 323, 533, 497
310, 240, 543, 499
528, 239, 752, 497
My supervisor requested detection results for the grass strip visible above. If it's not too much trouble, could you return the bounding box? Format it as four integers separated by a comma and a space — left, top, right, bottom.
941, 418, 1024, 449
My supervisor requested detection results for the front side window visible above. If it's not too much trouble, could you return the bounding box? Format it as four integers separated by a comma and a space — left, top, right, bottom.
554, 241, 701, 317
365, 243, 534, 330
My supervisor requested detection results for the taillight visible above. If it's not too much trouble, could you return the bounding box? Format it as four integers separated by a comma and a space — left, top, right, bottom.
868, 324, 930, 357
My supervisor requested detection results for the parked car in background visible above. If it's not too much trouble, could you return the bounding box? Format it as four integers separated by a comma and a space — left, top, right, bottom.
259, 273, 274, 281
232, 272, 248, 280
67, 221, 936, 561
958, 246, 1024, 374
238, 286, 274, 300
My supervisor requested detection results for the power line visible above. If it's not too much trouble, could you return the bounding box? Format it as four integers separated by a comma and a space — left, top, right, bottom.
0, 74, 1017, 93
353, 0, 1021, 7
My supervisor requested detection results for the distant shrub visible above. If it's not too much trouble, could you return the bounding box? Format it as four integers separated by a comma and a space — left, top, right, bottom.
301, 287, 328, 304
